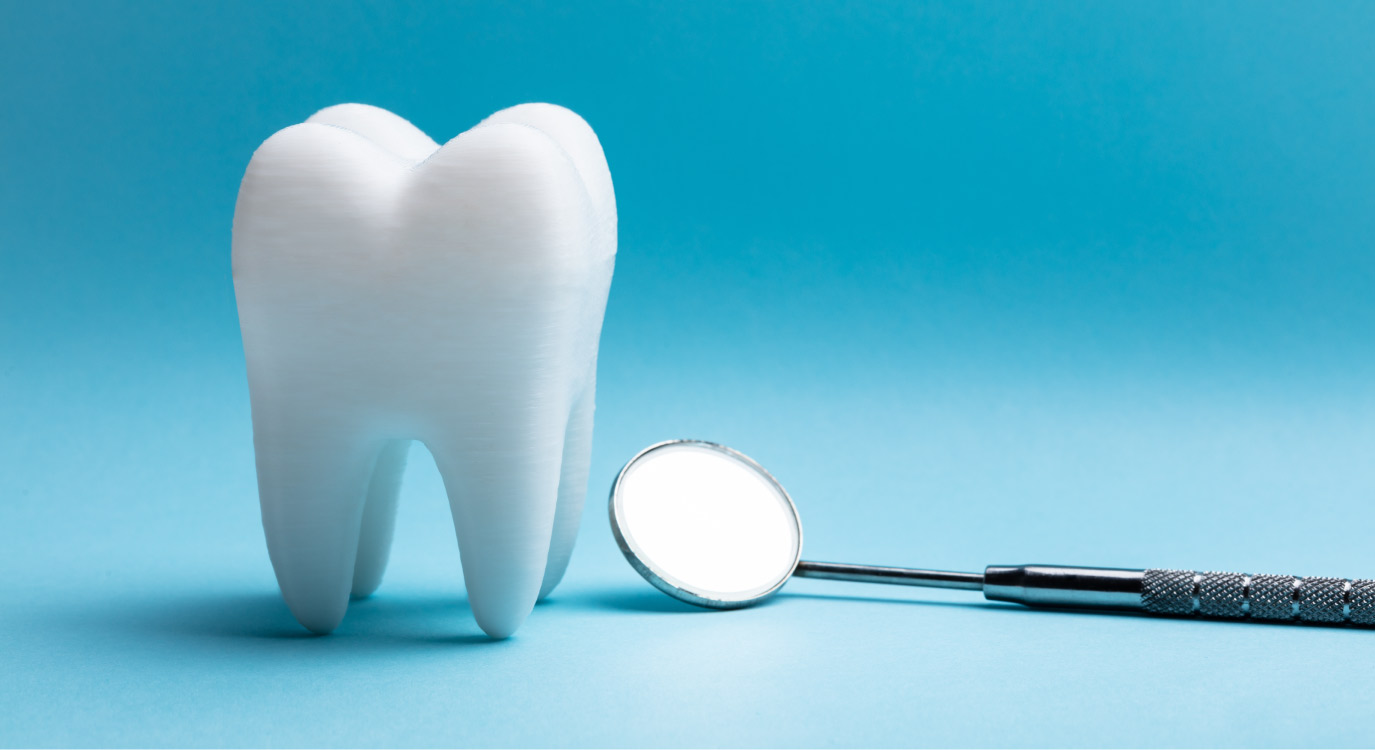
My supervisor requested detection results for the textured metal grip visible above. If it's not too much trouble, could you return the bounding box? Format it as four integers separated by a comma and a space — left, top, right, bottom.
1142, 569, 1375, 624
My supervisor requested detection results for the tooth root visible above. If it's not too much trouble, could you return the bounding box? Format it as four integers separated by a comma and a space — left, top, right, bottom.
429, 410, 568, 639
351, 439, 411, 599
539, 379, 596, 601
473, 106, 610, 606
253, 416, 379, 634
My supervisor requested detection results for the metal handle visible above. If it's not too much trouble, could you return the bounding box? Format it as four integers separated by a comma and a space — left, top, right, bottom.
792, 561, 1375, 626
981, 565, 1375, 625
1141, 569, 1375, 624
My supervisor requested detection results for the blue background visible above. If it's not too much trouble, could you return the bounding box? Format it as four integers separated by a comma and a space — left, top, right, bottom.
3, 1, 1375, 746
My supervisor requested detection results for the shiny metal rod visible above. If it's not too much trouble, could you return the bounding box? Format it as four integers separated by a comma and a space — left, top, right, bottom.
793, 561, 984, 591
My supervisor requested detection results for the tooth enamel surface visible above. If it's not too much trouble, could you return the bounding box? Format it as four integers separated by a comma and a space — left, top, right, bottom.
232, 103, 616, 639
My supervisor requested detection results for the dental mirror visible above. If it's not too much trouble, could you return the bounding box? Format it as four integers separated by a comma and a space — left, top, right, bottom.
608, 440, 801, 607
609, 439, 1375, 627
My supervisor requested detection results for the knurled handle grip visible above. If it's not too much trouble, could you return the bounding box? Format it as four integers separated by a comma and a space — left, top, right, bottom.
1143, 569, 1375, 624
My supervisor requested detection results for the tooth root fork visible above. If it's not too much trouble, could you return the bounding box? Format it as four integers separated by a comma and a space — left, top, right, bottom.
540, 377, 597, 600
430, 405, 571, 639
253, 418, 381, 635
351, 439, 411, 599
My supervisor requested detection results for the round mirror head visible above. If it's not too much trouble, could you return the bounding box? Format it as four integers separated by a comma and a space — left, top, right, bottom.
610, 440, 803, 609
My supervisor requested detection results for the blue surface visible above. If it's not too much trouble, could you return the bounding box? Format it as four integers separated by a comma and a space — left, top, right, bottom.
4, 2, 1375, 746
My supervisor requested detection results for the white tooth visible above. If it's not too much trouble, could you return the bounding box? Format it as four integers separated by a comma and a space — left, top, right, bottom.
306, 103, 441, 164
232, 103, 615, 638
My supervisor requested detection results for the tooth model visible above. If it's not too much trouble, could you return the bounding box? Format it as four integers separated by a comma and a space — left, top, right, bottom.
231, 103, 616, 638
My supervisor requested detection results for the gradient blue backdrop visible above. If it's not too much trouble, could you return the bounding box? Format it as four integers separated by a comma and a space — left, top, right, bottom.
3, 2, 1374, 747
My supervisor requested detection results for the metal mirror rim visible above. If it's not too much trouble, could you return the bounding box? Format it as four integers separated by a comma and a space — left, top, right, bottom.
608, 439, 805, 609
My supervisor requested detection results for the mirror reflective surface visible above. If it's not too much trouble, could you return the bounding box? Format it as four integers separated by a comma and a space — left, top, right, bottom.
609, 440, 803, 607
